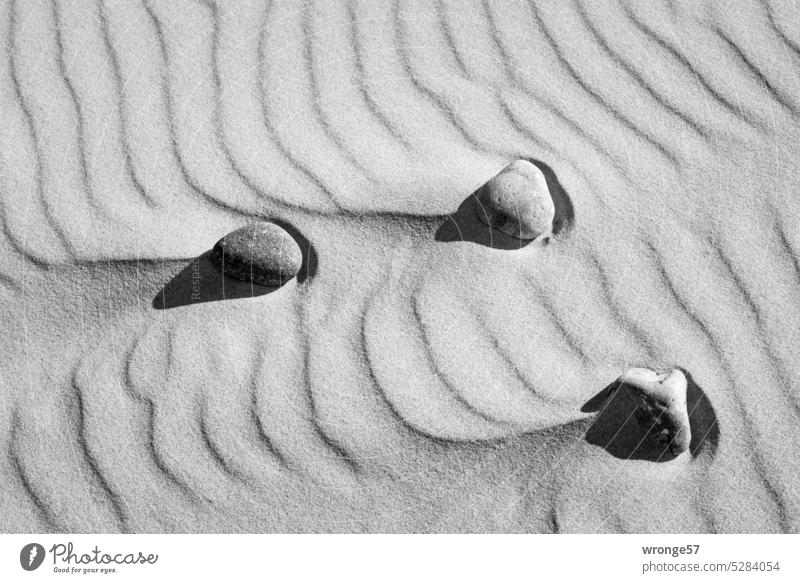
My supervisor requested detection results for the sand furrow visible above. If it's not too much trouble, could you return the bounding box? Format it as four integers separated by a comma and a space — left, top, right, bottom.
621, 4, 766, 133
713, 11, 800, 118
346, 1, 413, 149
363, 271, 512, 440
7, 411, 66, 532
302, 0, 384, 184
199, 0, 271, 208
394, 0, 497, 155
214, 0, 334, 215
529, 2, 681, 168
69, 366, 129, 532
651, 239, 796, 532
97, 0, 161, 210
6, 0, 74, 262
573, 1, 712, 142
144, 0, 262, 216
766, 0, 800, 60
410, 285, 518, 428
258, 1, 352, 212
50, 0, 106, 217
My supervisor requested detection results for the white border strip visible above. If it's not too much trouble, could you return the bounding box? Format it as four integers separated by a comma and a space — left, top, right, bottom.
1, 534, 798, 582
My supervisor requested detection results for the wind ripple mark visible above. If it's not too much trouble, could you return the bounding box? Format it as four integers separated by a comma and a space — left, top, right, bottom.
648, 241, 792, 532
121, 331, 203, 503
620, 4, 764, 131
198, 0, 282, 210
764, 0, 800, 61
475, 308, 568, 407
9, 0, 75, 257
198, 395, 252, 487
482, 2, 635, 188
445, 0, 568, 172
713, 248, 800, 418
587, 251, 656, 358
140, 0, 255, 216
69, 366, 129, 532
775, 220, 800, 285
519, 272, 591, 365
360, 283, 484, 446
409, 284, 512, 428
346, 0, 414, 148
97, 0, 159, 208
51, 0, 108, 216
435, 0, 470, 78
8, 411, 65, 532
0, 269, 22, 293
256, 0, 343, 212
714, 26, 799, 117
301, 0, 381, 183
295, 292, 361, 475
392, 0, 491, 154
481, 0, 604, 176
573, 0, 711, 140
249, 386, 292, 471
438, 0, 574, 164
529, 2, 681, 167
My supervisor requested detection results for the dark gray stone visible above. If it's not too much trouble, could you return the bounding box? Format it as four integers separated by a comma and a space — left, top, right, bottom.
211, 222, 302, 287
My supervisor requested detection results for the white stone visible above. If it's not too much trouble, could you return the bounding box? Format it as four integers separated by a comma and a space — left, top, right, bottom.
617, 367, 692, 456
474, 160, 555, 240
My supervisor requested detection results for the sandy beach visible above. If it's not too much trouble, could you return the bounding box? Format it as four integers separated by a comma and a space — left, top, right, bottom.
1, 0, 799, 533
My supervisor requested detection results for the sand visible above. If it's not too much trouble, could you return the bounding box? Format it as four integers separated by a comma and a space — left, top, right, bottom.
0, 0, 799, 533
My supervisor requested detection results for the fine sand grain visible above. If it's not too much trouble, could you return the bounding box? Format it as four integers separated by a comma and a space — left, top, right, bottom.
1, 0, 799, 533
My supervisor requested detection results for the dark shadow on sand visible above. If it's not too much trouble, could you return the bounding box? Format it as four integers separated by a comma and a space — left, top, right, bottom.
153, 219, 318, 309
434, 158, 574, 249
581, 368, 719, 462
152, 251, 279, 309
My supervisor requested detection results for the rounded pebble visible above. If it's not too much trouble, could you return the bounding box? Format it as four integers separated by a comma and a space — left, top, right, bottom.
474, 160, 555, 240
211, 222, 303, 287
617, 367, 692, 456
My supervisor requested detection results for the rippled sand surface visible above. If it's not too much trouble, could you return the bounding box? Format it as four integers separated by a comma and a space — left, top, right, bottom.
1, 0, 799, 533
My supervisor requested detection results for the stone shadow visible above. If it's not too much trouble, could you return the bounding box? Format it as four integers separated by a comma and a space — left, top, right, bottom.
434, 158, 574, 249
152, 219, 317, 309
581, 368, 720, 462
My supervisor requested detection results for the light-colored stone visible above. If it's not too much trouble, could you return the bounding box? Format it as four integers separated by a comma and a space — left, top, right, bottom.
474, 160, 555, 240
617, 367, 692, 456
